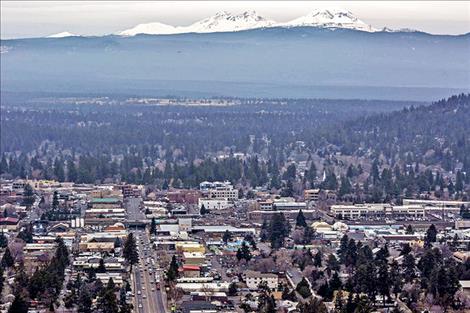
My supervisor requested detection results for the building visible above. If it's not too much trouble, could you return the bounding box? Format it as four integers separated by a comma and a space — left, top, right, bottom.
249, 209, 316, 223
330, 203, 425, 220
167, 190, 201, 204
199, 181, 238, 201
198, 198, 230, 211
304, 189, 321, 202
180, 265, 201, 278
183, 252, 206, 266
273, 198, 306, 211
244, 270, 279, 290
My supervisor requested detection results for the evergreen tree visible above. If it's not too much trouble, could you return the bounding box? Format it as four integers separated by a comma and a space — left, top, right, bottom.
314, 250, 323, 267
22, 184, 35, 207
1, 247, 14, 268
97, 258, 107, 273
223, 230, 232, 244
296, 209, 307, 228
200, 204, 208, 215
98, 279, 119, 313
149, 217, 157, 236
405, 225, 414, 234
296, 278, 312, 298
402, 253, 416, 283
123, 233, 138, 269
8, 295, 29, 313
424, 224, 437, 248
166, 255, 179, 281
0, 232, 7, 248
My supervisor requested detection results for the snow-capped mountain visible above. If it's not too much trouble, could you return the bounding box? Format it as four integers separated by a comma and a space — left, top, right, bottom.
281, 8, 377, 32
47, 31, 77, 38
119, 22, 180, 36
186, 10, 275, 33
119, 10, 275, 36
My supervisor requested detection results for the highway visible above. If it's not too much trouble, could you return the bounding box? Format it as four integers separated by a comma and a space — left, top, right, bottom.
126, 198, 167, 313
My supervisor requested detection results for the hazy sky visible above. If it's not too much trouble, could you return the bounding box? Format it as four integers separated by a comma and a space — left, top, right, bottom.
1, 1, 470, 38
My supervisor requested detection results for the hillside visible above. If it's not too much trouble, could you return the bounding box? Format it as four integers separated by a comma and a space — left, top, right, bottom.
327, 93, 470, 172
1, 28, 469, 101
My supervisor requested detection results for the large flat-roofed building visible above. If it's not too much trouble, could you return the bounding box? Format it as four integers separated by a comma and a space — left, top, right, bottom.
304, 189, 321, 202
331, 203, 425, 220
244, 271, 279, 290
403, 199, 469, 215
199, 181, 238, 201
403, 199, 469, 208
198, 198, 230, 211
273, 198, 306, 211
249, 209, 316, 223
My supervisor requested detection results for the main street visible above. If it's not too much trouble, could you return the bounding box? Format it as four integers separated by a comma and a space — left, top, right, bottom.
125, 198, 167, 313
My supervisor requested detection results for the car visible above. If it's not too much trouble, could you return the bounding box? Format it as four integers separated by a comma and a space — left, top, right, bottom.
137, 290, 141, 295
142, 294, 147, 299
151, 288, 155, 292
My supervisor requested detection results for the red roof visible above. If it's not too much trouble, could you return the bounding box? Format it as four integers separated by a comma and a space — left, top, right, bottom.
0, 217, 19, 224
181, 265, 200, 271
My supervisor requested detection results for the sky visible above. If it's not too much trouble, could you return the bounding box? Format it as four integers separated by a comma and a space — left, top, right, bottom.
1, 1, 470, 39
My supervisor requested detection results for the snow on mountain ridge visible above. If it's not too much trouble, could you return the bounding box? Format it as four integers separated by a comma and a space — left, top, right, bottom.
281, 8, 377, 32
187, 10, 275, 33
47, 32, 77, 38
119, 22, 180, 36
118, 8, 377, 36
119, 10, 275, 36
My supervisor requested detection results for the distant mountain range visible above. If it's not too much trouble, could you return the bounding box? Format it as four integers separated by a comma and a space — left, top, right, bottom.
1, 16, 469, 101
50, 8, 409, 38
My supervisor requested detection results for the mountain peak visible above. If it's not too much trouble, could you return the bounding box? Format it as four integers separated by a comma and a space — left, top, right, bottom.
188, 10, 275, 33
47, 31, 77, 38
282, 7, 377, 32
119, 22, 178, 36
117, 8, 382, 36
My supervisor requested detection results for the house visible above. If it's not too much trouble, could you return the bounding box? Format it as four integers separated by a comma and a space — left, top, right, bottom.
0, 217, 19, 231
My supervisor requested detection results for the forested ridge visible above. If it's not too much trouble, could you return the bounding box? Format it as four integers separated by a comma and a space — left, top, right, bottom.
0, 94, 469, 201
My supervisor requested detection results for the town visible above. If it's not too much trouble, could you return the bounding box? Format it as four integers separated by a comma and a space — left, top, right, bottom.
1, 176, 469, 313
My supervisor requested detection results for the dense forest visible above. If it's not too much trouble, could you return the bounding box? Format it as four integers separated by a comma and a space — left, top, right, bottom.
1, 94, 469, 201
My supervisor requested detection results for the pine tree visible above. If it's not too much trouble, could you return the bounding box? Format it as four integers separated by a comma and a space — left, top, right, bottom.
166, 255, 179, 281
123, 233, 138, 269
314, 250, 322, 267
241, 241, 252, 261
22, 184, 35, 207
200, 204, 208, 215
8, 294, 29, 313
0, 232, 7, 248
149, 217, 157, 236
405, 224, 414, 234
1, 247, 14, 268
296, 209, 307, 228
424, 224, 437, 248
223, 230, 232, 243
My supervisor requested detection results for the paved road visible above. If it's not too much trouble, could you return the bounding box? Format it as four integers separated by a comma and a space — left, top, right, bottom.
125, 198, 166, 313
133, 230, 167, 313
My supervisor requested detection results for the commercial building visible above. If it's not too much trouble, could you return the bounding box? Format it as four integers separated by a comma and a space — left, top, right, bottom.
199, 181, 238, 201
198, 198, 230, 211
244, 271, 279, 290
330, 203, 425, 220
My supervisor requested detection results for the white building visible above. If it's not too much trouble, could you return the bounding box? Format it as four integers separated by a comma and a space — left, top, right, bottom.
198, 198, 230, 211
331, 203, 425, 220
199, 181, 238, 201
245, 271, 279, 290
